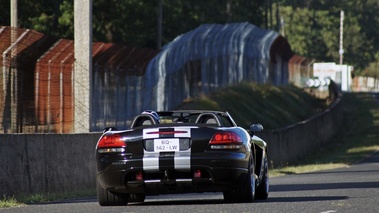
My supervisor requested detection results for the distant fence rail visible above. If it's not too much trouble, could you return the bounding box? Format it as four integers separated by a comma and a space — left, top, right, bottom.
1, 23, 313, 133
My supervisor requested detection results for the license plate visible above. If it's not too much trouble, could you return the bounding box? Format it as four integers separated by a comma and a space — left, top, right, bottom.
154, 138, 180, 152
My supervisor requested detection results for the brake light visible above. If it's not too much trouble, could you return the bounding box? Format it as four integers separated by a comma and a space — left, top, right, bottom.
97, 134, 126, 148
194, 170, 201, 178
209, 131, 242, 144
147, 131, 188, 135
209, 131, 243, 150
135, 172, 143, 181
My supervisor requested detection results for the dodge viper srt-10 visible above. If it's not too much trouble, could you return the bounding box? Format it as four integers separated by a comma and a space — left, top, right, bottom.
95, 110, 269, 205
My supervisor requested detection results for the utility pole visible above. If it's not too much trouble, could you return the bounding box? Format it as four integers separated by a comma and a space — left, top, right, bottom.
10, 0, 18, 27
339, 10, 344, 65
74, 0, 93, 132
339, 10, 350, 91
8, 0, 18, 133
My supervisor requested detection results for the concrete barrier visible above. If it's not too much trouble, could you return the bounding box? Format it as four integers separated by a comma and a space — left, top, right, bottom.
257, 102, 343, 167
256, 82, 343, 167
0, 133, 101, 196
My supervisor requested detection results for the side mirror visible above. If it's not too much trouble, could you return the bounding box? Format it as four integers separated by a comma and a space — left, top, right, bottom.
249, 123, 263, 133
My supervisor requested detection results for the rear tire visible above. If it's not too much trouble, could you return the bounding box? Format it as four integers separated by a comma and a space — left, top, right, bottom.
255, 155, 269, 200
96, 178, 129, 206
223, 158, 255, 203
128, 193, 146, 203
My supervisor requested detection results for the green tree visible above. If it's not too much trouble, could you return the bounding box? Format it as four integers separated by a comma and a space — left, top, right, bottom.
20, 1, 64, 37
1, 0, 266, 48
0, 0, 10, 25
362, 51, 379, 77
276, 0, 379, 72
2, 0, 379, 74
58, 0, 74, 39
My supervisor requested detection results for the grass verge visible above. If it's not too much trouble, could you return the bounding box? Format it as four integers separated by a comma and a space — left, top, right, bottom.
0, 190, 95, 208
0, 196, 23, 208
270, 92, 379, 176
179, 83, 327, 129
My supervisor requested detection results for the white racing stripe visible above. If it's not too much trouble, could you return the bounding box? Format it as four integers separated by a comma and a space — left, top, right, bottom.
143, 128, 160, 139
172, 127, 191, 138
143, 151, 160, 172
142, 127, 192, 171
142, 149, 192, 171
174, 149, 191, 171
143, 127, 192, 139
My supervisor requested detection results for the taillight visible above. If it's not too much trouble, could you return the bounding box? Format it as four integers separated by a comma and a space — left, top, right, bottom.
209, 131, 243, 150
97, 134, 125, 148
209, 131, 242, 144
135, 172, 143, 181
194, 170, 201, 178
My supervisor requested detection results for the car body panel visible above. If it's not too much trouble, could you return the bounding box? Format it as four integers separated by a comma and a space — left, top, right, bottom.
95, 110, 269, 204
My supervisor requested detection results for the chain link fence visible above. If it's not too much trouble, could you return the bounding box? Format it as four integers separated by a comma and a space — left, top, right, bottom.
1, 22, 312, 133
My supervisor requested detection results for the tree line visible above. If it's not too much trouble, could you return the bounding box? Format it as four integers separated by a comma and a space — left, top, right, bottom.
1, 0, 378, 75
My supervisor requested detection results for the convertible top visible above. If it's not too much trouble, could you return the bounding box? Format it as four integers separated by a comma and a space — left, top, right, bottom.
130, 110, 237, 129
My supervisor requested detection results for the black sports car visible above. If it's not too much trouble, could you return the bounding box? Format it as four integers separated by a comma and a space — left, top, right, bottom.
95, 110, 269, 205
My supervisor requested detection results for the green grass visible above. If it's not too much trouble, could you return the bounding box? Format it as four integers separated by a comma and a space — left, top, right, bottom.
18, 189, 95, 204
179, 83, 326, 129
0, 189, 95, 208
0, 196, 23, 208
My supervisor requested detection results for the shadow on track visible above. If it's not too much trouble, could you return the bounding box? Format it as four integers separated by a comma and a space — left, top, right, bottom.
271, 181, 379, 192
261, 195, 348, 203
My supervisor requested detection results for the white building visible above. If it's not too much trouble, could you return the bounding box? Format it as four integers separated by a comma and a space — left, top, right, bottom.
313, 62, 353, 92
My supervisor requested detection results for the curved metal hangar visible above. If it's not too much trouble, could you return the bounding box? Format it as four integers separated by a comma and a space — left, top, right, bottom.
95, 110, 269, 205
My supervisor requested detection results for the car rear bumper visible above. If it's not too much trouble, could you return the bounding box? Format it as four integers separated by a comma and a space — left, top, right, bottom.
97, 152, 250, 194
98, 166, 248, 194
